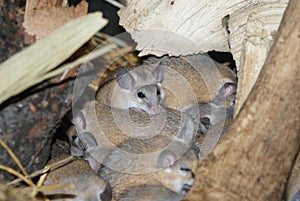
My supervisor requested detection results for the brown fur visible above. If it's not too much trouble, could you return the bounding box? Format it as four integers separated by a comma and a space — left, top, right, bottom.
71, 99, 232, 163
75, 101, 197, 160
96, 62, 165, 114
119, 184, 184, 201
95, 54, 236, 114
43, 154, 111, 201
145, 54, 237, 110
99, 135, 198, 200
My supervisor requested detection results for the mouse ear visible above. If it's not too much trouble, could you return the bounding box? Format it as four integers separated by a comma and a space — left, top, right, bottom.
184, 103, 218, 134
178, 117, 195, 144
223, 82, 236, 97
212, 82, 236, 107
157, 149, 177, 169
151, 61, 165, 83
100, 181, 112, 201
117, 68, 136, 90
72, 110, 86, 131
79, 132, 98, 150
199, 117, 211, 134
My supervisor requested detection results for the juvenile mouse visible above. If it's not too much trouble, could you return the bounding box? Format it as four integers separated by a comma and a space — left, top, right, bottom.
145, 54, 237, 110
185, 98, 234, 134
96, 61, 165, 115
43, 154, 111, 201
96, 54, 236, 115
151, 54, 236, 136
99, 134, 198, 201
68, 101, 198, 200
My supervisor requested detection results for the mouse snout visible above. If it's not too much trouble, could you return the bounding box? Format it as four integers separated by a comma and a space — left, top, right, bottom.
148, 104, 160, 114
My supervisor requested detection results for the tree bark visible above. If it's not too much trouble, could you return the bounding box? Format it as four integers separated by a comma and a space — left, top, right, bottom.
185, 0, 300, 200
229, 2, 287, 115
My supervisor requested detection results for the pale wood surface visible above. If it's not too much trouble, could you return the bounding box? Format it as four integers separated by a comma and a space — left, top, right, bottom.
230, 1, 288, 115
118, 0, 288, 117
185, 0, 300, 199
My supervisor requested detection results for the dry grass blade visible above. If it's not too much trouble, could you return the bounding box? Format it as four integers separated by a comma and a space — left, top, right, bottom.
41, 43, 117, 81
0, 139, 77, 200
0, 139, 36, 195
43, 155, 76, 172
103, 46, 133, 61
0, 183, 39, 201
0, 139, 28, 177
8, 155, 76, 186
21, 183, 74, 194
0, 165, 35, 187
0, 12, 108, 104
33, 183, 74, 192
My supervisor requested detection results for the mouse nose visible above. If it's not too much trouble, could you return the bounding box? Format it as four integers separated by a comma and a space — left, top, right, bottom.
181, 183, 192, 193
148, 104, 160, 114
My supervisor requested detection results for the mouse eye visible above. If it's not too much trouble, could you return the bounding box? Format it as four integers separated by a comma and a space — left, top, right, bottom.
137, 92, 146, 98
157, 90, 161, 96
71, 135, 78, 142
180, 167, 191, 172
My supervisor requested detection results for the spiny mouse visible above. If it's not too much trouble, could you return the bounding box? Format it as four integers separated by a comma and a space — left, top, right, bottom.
145, 54, 237, 111
68, 100, 200, 172
43, 154, 111, 201
99, 135, 198, 201
96, 61, 165, 115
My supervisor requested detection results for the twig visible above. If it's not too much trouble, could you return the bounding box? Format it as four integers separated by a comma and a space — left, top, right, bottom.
22, 183, 74, 192
8, 155, 76, 186
95, 32, 130, 48
104, 46, 134, 61
38, 183, 74, 192
104, 0, 124, 9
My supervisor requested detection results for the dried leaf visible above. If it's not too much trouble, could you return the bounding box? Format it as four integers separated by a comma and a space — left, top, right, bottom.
23, 0, 88, 39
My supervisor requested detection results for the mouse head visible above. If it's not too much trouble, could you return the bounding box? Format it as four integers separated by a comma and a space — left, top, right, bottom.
44, 157, 111, 201
117, 62, 165, 114
69, 111, 98, 154
212, 82, 236, 108
68, 110, 101, 170
131, 84, 165, 115
184, 81, 236, 134
156, 147, 197, 194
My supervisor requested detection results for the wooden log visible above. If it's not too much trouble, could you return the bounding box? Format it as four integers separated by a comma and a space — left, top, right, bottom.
118, 0, 287, 58
23, 0, 88, 40
118, 0, 288, 117
185, 0, 300, 200
229, 2, 288, 115
118, 0, 249, 56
